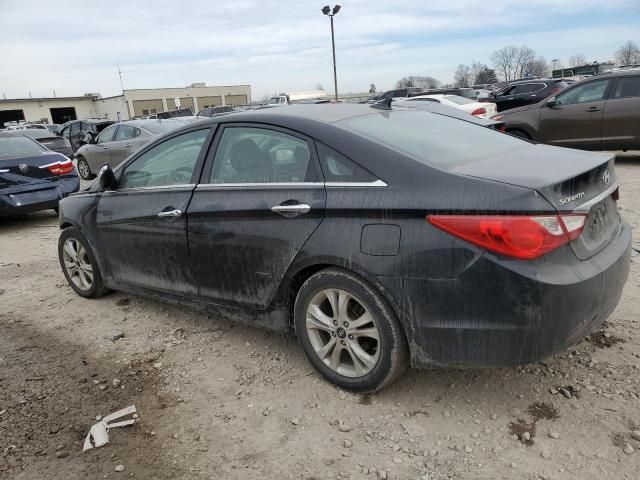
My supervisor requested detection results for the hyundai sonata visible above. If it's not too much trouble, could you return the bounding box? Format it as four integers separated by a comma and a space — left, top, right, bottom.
57, 104, 630, 392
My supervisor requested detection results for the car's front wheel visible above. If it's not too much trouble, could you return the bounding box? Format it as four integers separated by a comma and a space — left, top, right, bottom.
58, 227, 109, 298
76, 157, 95, 180
294, 268, 409, 392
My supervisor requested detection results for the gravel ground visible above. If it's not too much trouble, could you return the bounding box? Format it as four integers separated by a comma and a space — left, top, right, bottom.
1, 159, 639, 479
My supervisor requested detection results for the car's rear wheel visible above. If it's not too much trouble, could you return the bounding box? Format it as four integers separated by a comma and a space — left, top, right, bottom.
294, 268, 408, 392
58, 227, 109, 298
507, 129, 531, 140
76, 157, 94, 180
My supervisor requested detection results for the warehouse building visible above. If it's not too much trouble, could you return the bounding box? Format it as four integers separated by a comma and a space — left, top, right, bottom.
0, 83, 251, 127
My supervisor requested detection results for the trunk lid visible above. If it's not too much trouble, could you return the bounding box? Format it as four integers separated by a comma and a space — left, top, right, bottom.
0, 152, 68, 189
451, 143, 620, 260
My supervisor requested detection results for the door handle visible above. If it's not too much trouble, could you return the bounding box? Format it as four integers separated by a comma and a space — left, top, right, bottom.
157, 209, 182, 218
271, 203, 311, 216
102, 146, 109, 150
125, 143, 132, 147
586, 106, 601, 112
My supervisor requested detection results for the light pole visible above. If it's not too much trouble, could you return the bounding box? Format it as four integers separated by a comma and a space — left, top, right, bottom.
322, 5, 341, 102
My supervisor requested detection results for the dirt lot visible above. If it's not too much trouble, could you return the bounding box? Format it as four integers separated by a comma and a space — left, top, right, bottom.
1, 159, 640, 480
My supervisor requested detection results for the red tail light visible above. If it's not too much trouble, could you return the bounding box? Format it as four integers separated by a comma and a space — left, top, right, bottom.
40, 159, 74, 175
427, 214, 587, 260
470, 107, 486, 117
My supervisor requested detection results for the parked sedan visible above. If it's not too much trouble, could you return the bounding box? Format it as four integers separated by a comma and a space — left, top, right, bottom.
57, 104, 629, 392
18, 129, 73, 158
494, 70, 640, 150
74, 118, 198, 179
403, 94, 497, 118
481, 79, 569, 112
0, 132, 79, 215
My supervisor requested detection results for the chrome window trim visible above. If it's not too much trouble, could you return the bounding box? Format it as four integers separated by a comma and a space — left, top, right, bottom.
195, 180, 387, 190
574, 183, 618, 212
103, 183, 195, 194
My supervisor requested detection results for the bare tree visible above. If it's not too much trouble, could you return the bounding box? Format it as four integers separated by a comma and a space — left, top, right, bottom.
526, 56, 550, 77
615, 40, 640, 66
369, 83, 376, 93
568, 54, 586, 67
470, 61, 487, 84
491, 46, 518, 82
396, 76, 440, 89
314, 83, 324, 91
514, 46, 535, 79
453, 64, 472, 87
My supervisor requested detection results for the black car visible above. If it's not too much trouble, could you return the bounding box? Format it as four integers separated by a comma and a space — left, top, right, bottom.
17, 129, 73, 158
408, 87, 477, 99
57, 119, 115, 153
0, 132, 79, 215
198, 105, 235, 117
481, 79, 569, 112
366, 87, 428, 103
57, 104, 629, 392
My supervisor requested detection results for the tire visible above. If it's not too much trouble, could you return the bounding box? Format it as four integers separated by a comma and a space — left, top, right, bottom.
294, 268, 409, 392
58, 227, 109, 298
76, 157, 95, 180
508, 129, 531, 140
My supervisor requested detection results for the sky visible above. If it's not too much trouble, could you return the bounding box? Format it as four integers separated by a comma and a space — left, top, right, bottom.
1, 0, 639, 100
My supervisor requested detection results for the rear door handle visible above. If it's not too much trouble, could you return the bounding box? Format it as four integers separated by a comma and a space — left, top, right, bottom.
125, 143, 132, 147
157, 209, 182, 218
586, 106, 601, 112
102, 146, 109, 150
271, 203, 311, 216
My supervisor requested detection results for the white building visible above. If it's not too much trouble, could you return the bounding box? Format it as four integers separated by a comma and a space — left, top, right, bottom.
0, 83, 252, 127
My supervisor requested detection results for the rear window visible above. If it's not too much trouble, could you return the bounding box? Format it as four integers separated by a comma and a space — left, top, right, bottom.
444, 95, 475, 105
142, 120, 184, 134
337, 111, 526, 169
0, 136, 47, 159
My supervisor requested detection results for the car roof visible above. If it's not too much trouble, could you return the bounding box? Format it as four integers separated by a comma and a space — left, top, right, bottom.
120, 118, 202, 128
214, 103, 417, 124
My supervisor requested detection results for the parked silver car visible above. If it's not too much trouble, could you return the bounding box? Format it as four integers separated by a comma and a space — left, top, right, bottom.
74, 118, 198, 179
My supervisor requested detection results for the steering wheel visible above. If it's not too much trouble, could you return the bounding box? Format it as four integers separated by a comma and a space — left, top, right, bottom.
169, 167, 193, 185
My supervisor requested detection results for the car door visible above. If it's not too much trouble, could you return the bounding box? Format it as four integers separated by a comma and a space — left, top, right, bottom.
187, 123, 326, 309
95, 126, 213, 296
107, 124, 139, 168
84, 124, 118, 173
68, 122, 83, 152
496, 84, 534, 110
538, 78, 610, 149
602, 75, 640, 150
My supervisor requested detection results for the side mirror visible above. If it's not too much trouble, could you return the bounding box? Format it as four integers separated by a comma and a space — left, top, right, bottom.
97, 164, 117, 191
546, 97, 557, 107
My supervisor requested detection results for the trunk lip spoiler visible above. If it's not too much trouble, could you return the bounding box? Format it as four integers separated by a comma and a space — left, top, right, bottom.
573, 182, 618, 212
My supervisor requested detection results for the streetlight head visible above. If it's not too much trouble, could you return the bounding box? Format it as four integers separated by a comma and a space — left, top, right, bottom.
322, 5, 331, 15
332, 4, 341, 14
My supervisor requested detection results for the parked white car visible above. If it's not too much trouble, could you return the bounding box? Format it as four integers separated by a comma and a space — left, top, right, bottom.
403, 94, 497, 119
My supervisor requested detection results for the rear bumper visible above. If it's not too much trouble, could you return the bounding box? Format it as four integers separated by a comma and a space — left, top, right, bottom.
377, 217, 631, 368
0, 176, 79, 215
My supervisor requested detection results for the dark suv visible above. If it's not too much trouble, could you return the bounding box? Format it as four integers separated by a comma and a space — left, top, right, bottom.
367, 87, 428, 103
482, 79, 569, 112
57, 119, 115, 153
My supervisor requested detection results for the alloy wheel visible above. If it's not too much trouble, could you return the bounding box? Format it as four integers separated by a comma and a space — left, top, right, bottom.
77, 159, 90, 179
62, 238, 94, 291
305, 288, 380, 377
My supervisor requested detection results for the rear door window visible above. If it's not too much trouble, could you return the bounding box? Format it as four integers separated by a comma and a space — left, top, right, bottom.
613, 76, 640, 98
97, 124, 118, 144
210, 127, 314, 184
114, 125, 136, 141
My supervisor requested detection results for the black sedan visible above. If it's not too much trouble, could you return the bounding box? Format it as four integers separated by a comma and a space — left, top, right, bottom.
17, 128, 74, 158
57, 105, 630, 392
1, 132, 79, 215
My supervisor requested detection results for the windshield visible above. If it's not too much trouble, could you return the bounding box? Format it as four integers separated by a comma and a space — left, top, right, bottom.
0, 136, 47, 159
444, 95, 475, 105
336, 111, 526, 169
